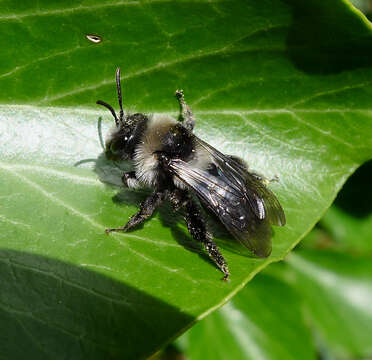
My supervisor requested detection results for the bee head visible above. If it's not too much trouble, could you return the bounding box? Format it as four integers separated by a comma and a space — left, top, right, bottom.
97, 68, 148, 160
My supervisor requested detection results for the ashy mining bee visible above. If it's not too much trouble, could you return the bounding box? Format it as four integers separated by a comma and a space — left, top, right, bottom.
96, 68, 286, 280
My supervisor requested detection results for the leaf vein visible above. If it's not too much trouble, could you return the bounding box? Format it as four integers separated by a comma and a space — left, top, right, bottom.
289, 81, 372, 108
0, 164, 191, 279
289, 112, 354, 148
0, 45, 82, 80
238, 113, 318, 153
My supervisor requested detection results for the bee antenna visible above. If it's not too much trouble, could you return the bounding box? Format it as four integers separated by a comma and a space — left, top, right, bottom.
96, 100, 119, 127
116, 67, 124, 123
97, 116, 105, 151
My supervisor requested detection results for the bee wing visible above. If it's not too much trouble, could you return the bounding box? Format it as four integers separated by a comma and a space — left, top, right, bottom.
168, 139, 285, 257
196, 138, 286, 227
169, 158, 272, 257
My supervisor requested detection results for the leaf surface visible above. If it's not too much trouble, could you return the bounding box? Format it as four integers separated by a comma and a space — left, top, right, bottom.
287, 251, 372, 358
1, 0, 372, 358
177, 273, 317, 360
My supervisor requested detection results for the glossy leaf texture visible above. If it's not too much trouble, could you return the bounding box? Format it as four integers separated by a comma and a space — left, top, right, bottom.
177, 272, 317, 360
289, 164, 372, 359
287, 251, 372, 359
179, 250, 372, 360
1, 0, 372, 359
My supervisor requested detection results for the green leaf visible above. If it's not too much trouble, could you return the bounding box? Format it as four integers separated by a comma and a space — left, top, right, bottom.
320, 206, 372, 253
349, 0, 370, 14
300, 161, 372, 253
178, 249, 372, 360
177, 272, 317, 360
320, 161, 372, 253
1, 0, 372, 358
286, 251, 372, 359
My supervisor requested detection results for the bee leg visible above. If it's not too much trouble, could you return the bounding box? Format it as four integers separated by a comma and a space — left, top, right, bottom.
175, 89, 195, 131
170, 189, 230, 280
105, 190, 167, 233
122, 171, 140, 189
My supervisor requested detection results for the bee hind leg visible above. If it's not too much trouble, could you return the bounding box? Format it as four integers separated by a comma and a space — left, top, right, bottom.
175, 89, 195, 132
170, 189, 230, 280
105, 190, 167, 233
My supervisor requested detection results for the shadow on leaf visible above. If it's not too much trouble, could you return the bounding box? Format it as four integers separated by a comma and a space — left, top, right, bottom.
283, 0, 372, 74
0, 249, 193, 360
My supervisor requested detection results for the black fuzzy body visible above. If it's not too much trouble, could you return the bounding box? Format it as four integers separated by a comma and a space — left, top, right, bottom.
97, 69, 285, 280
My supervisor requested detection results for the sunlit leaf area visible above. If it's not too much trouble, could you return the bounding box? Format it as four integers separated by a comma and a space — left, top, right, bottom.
0, 0, 371, 359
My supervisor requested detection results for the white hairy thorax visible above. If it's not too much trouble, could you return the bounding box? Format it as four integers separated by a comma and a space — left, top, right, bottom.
133, 114, 212, 188
133, 114, 177, 186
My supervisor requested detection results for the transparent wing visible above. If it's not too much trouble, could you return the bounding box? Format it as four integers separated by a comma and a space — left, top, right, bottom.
197, 138, 286, 227
168, 139, 285, 257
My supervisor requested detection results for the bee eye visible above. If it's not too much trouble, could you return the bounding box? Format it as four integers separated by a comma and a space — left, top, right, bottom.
104, 139, 121, 160
110, 139, 123, 154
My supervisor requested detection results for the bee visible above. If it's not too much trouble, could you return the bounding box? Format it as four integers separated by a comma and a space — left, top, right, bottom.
97, 68, 286, 280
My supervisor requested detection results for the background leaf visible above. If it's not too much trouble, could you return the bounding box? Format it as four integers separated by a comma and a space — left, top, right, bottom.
179, 161, 372, 360
177, 272, 317, 360
318, 161, 372, 254
178, 250, 372, 360
287, 251, 372, 359
1, 0, 372, 358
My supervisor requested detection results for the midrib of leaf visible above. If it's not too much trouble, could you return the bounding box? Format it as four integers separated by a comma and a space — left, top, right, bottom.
1, 104, 370, 161
36, 62, 372, 106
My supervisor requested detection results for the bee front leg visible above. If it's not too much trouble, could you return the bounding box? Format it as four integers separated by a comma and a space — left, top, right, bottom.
175, 89, 195, 131
106, 190, 167, 233
170, 189, 230, 280
122, 171, 141, 189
